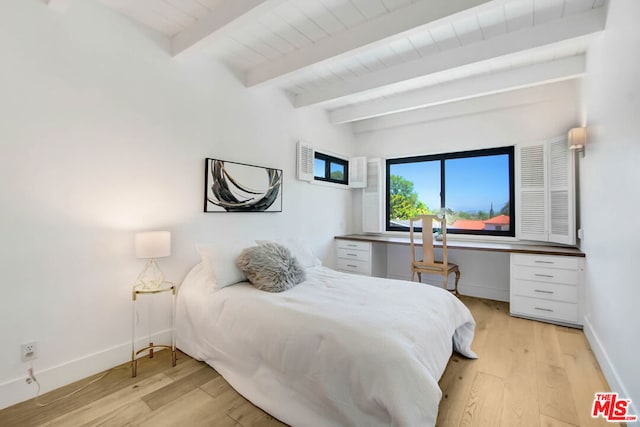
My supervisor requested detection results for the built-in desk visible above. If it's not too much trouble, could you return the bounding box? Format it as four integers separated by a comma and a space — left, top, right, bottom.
334, 234, 585, 257
334, 234, 585, 328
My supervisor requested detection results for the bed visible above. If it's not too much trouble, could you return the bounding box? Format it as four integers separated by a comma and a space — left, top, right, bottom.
176, 259, 476, 427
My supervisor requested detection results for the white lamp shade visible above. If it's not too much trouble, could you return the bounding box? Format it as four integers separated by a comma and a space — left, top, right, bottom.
135, 231, 171, 259
568, 127, 587, 150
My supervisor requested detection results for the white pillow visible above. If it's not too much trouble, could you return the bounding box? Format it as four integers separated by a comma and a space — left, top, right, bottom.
196, 241, 253, 290
179, 262, 213, 295
256, 238, 321, 269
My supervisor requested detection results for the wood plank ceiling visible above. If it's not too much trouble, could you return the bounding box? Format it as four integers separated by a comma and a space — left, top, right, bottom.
96, 0, 607, 124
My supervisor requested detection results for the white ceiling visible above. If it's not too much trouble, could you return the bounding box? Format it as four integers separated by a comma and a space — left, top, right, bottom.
91, 0, 607, 124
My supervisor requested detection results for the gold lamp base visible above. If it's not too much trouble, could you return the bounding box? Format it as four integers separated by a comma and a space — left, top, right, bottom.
134, 259, 165, 290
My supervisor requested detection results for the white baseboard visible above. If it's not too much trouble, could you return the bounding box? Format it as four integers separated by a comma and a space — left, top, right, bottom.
386, 274, 509, 302
0, 330, 172, 410
583, 315, 638, 418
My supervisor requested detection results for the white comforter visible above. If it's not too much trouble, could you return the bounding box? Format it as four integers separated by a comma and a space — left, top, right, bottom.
176, 266, 476, 427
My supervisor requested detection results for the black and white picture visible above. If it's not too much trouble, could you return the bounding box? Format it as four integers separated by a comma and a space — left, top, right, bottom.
204, 158, 282, 212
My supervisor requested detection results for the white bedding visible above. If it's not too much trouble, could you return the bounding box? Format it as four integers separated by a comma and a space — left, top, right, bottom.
176, 265, 476, 427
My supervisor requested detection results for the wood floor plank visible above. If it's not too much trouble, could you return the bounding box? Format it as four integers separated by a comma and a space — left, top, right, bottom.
437, 355, 478, 427
473, 301, 511, 379
561, 349, 621, 426
81, 399, 151, 427
459, 371, 505, 427
141, 366, 220, 410
137, 388, 238, 427
534, 321, 565, 368
39, 373, 173, 427
536, 362, 579, 425
227, 400, 287, 427
200, 375, 232, 399
459, 297, 505, 355
500, 315, 539, 427
163, 356, 207, 381
200, 377, 247, 416
540, 414, 579, 427
554, 325, 622, 426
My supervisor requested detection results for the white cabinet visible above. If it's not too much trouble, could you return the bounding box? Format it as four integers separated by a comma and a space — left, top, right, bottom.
335, 239, 386, 277
510, 253, 584, 327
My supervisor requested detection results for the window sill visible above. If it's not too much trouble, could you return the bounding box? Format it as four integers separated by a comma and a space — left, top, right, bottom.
309, 180, 350, 190
380, 230, 517, 243
373, 231, 577, 248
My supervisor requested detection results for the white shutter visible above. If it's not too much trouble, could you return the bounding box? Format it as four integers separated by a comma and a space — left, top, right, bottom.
348, 157, 367, 188
516, 137, 576, 245
548, 137, 575, 245
362, 158, 384, 233
297, 141, 314, 182
517, 142, 547, 241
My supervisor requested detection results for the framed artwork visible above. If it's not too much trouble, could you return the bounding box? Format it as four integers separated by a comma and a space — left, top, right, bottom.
204, 158, 283, 212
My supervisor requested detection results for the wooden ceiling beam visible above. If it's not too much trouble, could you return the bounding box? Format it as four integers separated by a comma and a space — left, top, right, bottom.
329, 55, 586, 124
172, 0, 286, 58
351, 80, 579, 133
245, 0, 501, 87
294, 7, 605, 108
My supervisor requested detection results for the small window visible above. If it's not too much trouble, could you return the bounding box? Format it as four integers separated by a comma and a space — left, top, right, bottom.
314, 152, 349, 185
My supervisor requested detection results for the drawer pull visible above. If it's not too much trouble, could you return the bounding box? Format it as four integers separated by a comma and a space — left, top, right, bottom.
534, 289, 554, 294
347, 253, 358, 257
347, 244, 357, 247
534, 274, 554, 278
534, 307, 554, 312
534, 260, 554, 264
347, 264, 358, 268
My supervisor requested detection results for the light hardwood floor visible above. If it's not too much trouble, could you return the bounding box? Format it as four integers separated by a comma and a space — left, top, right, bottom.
0, 296, 619, 427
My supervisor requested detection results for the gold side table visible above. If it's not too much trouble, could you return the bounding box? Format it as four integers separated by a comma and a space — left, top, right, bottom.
131, 281, 177, 377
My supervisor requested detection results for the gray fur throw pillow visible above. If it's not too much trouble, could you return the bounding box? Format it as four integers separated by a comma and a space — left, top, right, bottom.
236, 242, 306, 292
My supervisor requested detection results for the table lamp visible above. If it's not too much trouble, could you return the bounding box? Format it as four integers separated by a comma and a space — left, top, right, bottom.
134, 231, 171, 290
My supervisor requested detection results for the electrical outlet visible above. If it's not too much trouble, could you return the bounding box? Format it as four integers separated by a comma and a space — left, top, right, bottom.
22, 342, 37, 362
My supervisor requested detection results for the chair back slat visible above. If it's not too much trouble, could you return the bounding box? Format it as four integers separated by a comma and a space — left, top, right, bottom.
410, 214, 448, 267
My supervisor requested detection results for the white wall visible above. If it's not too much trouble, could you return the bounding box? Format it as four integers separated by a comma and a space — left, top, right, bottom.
352, 81, 581, 300
580, 0, 640, 412
0, 0, 356, 408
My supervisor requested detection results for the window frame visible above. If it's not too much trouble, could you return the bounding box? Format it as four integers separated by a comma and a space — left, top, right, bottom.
385, 146, 515, 237
314, 152, 349, 185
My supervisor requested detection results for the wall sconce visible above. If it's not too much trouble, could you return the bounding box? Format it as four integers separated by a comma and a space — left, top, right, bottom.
134, 231, 171, 290
568, 127, 587, 156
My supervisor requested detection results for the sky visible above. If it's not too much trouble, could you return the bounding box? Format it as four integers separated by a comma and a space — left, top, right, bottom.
390, 154, 510, 213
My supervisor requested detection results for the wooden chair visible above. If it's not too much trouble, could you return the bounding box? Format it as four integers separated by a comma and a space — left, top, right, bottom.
409, 214, 460, 296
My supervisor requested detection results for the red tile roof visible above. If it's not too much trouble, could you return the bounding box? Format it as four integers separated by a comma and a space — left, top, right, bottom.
484, 215, 510, 225
451, 219, 486, 230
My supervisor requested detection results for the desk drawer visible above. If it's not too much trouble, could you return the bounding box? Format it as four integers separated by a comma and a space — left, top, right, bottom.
512, 254, 579, 270
337, 248, 370, 262
337, 258, 370, 275
336, 240, 371, 252
511, 279, 577, 303
511, 265, 578, 285
510, 295, 578, 324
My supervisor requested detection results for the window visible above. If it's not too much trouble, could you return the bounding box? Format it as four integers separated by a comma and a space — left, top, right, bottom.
314, 152, 349, 185
386, 147, 515, 236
